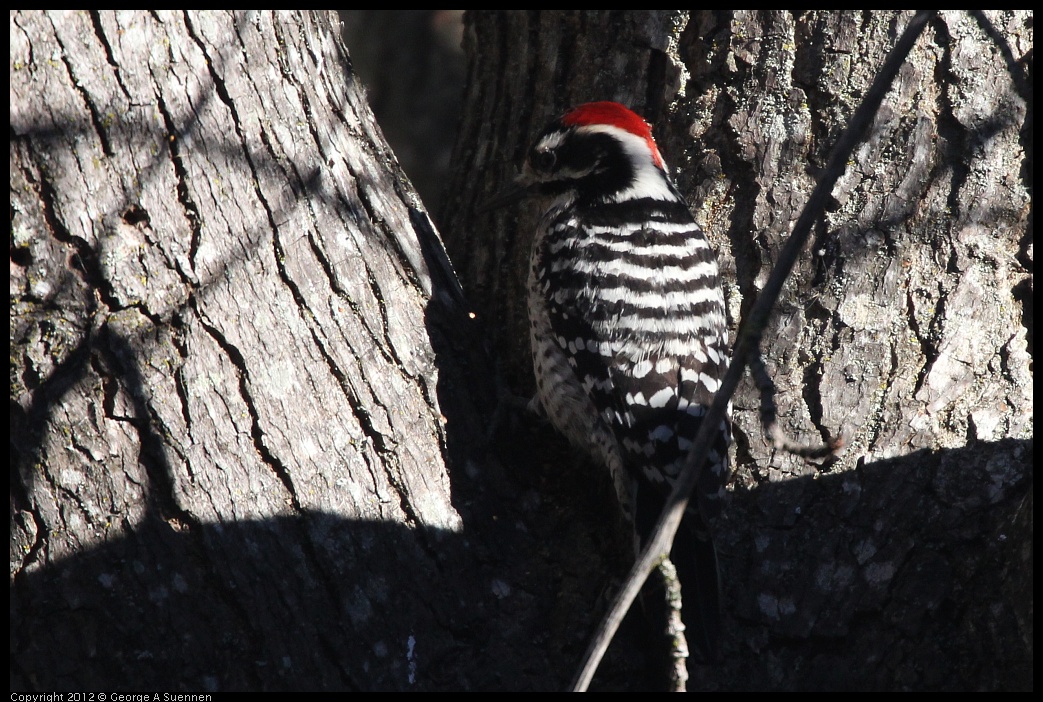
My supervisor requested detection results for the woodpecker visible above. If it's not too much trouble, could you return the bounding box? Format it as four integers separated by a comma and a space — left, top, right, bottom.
493, 101, 731, 662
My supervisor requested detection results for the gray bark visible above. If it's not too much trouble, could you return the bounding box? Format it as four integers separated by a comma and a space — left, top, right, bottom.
10, 9, 495, 691
441, 10, 1032, 690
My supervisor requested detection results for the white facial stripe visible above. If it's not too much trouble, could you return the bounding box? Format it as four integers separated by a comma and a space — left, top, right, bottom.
577, 124, 676, 202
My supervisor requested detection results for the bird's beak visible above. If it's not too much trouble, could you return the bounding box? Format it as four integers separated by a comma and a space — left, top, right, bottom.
479, 175, 537, 212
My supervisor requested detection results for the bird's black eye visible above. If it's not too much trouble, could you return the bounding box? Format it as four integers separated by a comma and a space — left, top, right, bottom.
531, 149, 556, 173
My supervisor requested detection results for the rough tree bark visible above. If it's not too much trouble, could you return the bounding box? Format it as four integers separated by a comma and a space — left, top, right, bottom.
9, 9, 504, 692
441, 10, 1032, 690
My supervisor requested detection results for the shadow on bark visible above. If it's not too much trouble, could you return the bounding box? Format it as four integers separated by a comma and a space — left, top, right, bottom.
11, 435, 1030, 691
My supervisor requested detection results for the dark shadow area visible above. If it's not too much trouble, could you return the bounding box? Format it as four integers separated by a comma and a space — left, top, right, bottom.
11, 436, 1030, 691
709, 437, 1032, 691
11, 513, 480, 691
340, 11, 466, 222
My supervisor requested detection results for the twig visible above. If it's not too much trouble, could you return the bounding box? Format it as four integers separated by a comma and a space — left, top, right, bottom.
658, 559, 689, 692
570, 10, 937, 691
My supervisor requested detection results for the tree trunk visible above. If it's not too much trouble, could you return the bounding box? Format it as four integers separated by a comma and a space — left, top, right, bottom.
9, 9, 499, 691
441, 10, 1032, 691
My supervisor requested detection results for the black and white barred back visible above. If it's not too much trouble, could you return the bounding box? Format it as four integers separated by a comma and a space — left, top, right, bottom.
516, 102, 731, 661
